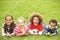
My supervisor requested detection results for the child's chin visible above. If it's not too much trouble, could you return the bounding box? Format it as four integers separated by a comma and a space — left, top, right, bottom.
34, 24, 38, 26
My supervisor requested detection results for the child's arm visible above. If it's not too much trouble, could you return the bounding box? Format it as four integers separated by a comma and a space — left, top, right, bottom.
14, 27, 20, 36
2, 27, 12, 37
52, 29, 57, 35
43, 27, 49, 35
14, 27, 24, 36
52, 33, 57, 35
25, 26, 29, 35
2, 28, 7, 36
38, 24, 43, 35
10, 33, 14, 36
2, 24, 8, 36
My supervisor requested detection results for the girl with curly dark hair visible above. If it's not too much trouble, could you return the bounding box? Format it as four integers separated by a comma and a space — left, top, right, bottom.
29, 13, 43, 35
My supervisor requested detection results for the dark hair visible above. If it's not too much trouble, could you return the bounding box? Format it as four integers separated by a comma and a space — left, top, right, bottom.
4, 22, 16, 34
5, 15, 13, 20
49, 19, 57, 26
30, 14, 43, 24
4, 15, 16, 34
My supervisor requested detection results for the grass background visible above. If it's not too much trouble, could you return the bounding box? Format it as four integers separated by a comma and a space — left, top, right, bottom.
0, 0, 60, 40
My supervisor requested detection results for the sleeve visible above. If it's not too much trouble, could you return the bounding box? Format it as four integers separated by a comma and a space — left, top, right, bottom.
25, 26, 29, 33
43, 26, 49, 35
14, 27, 21, 36
52, 33, 57, 35
38, 24, 43, 35
52, 29, 57, 35
2, 27, 7, 36
38, 24, 43, 31
39, 26, 42, 31
10, 27, 16, 36
14, 27, 18, 36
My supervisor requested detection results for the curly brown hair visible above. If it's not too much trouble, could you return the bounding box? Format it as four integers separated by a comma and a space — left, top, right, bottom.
30, 13, 43, 24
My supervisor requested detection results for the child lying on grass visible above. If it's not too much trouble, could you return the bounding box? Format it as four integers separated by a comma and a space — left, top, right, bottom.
2, 15, 16, 37
14, 17, 29, 36
29, 13, 43, 35
43, 19, 58, 36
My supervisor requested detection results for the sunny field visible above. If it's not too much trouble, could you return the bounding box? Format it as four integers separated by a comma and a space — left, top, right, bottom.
0, 0, 60, 40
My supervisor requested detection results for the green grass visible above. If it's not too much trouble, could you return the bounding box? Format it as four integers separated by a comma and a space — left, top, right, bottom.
0, 0, 60, 40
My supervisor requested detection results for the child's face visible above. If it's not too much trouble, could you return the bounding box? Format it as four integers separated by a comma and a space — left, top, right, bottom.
50, 22, 56, 29
5, 16, 13, 26
18, 20, 25, 28
33, 17, 39, 26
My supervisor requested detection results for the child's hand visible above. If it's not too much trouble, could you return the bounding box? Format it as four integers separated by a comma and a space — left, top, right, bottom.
20, 28, 24, 34
22, 32, 25, 34
20, 33, 23, 36
46, 32, 53, 37
5, 33, 11, 37
5, 35, 11, 37
46, 32, 50, 36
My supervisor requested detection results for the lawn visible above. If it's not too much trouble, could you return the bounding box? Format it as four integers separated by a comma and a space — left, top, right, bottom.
0, 0, 60, 40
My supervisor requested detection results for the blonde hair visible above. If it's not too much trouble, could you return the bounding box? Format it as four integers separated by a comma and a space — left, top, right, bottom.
16, 17, 25, 25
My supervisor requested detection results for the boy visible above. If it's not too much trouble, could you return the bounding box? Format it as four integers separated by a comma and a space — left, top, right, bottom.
43, 19, 58, 36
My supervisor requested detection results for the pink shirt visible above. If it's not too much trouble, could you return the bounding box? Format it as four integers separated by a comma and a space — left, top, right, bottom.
14, 25, 28, 36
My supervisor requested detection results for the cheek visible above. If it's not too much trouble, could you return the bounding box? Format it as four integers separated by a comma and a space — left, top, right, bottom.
37, 20, 39, 23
